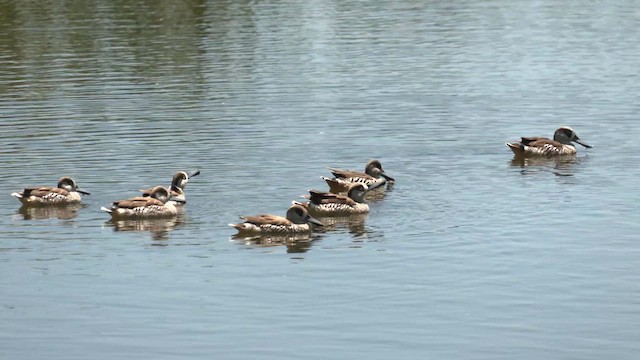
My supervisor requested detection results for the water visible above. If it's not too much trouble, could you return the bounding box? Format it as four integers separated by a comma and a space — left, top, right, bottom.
1, 1, 640, 359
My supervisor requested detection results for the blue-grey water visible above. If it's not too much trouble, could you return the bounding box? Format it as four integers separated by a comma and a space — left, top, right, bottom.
1, 1, 640, 359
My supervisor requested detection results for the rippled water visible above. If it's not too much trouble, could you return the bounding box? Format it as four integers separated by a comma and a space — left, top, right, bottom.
2, 1, 640, 359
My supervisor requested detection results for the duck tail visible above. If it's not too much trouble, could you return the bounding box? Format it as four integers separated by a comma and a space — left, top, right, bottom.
321, 176, 343, 193
506, 142, 524, 156
100, 206, 113, 214
228, 223, 244, 230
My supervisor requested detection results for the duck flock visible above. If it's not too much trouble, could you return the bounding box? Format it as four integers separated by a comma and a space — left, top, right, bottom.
11, 126, 591, 241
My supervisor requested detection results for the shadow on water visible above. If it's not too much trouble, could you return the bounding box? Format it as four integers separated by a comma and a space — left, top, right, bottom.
103, 215, 187, 241
509, 155, 589, 177
16, 203, 85, 220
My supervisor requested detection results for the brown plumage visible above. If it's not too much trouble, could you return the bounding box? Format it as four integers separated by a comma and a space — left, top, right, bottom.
240, 214, 293, 227
23, 187, 70, 198
111, 196, 166, 210
306, 190, 360, 206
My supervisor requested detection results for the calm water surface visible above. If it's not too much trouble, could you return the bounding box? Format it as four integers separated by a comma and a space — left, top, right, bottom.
1, 1, 640, 359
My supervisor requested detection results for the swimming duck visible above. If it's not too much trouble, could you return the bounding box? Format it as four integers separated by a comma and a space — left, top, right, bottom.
506, 127, 592, 157
11, 177, 90, 206
323, 159, 394, 193
101, 186, 184, 219
228, 204, 324, 237
140, 169, 200, 205
297, 183, 369, 216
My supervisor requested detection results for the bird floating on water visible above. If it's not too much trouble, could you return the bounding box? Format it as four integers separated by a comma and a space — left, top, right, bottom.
506, 126, 592, 157
296, 183, 369, 216
323, 159, 394, 193
228, 204, 324, 237
101, 186, 184, 219
11, 177, 90, 206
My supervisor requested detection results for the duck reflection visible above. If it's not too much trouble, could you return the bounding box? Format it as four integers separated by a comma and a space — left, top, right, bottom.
364, 183, 394, 202
231, 233, 320, 253
17, 203, 84, 220
509, 155, 585, 176
105, 215, 186, 241
309, 214, 369, 236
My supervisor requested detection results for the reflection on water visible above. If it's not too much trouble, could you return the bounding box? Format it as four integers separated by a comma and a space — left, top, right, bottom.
1, 0, 640, 359
16, 203, 85, 220
509, 155, 588, 176
310, 214, 369, 236
231, 233, 321, 253
104, 215, 187, 241
363, 184, 394, 203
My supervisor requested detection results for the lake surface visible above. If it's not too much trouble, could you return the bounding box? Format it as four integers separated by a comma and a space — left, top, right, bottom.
1, 1, 640, 359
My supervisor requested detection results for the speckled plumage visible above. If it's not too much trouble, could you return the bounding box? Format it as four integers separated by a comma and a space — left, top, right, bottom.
298, 183, 369, 216
506, 127, 592, 157
11, 177, 90, 206
323, 159, 394, 193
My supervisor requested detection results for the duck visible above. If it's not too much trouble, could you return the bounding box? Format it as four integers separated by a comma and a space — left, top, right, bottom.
228, 204, 324, 237
11, 177, 90, 206
506, 127, 592, 157
101, 186, 184, 219
323, 159, 394, 193
139, 169, 200, 205
296, 183, 369, 216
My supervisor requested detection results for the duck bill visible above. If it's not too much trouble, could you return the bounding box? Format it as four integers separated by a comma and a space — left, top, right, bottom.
77, 188, 91, 195
381, 173, 395, 182
575, 139, 592, 149
306, 215, 324, 227
188, 169, 201, 178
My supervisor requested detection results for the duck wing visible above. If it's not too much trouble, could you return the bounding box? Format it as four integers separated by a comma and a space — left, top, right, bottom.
307, 189, 356, 205
113, 197, 164, 209
327, 167, 372, 180
240, 214, 292, 226
23, 186, 70, 198
523, 137, 564, 151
